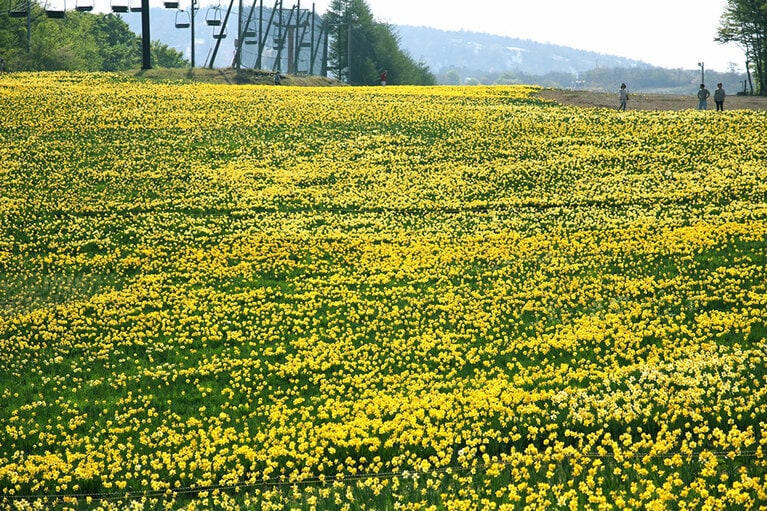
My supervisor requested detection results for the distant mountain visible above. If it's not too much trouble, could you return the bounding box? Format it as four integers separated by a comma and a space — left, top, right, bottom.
394, 25, 650, 79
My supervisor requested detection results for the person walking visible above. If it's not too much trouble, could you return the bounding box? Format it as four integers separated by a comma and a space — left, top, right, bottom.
618, 83, 629, 111
697, 83, 710, 110
714, 82, 725, 111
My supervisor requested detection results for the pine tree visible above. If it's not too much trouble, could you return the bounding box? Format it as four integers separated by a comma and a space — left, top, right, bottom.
324, 0, 434, 85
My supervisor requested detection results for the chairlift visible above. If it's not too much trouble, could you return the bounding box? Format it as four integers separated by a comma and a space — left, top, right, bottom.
205, 5, 221, 26
129, 0, 141, 13
163, 0, 178, 7
74, 0, 93, 11
111, 0, 128, 13
174, 8, 190, 28
9, 0, 28, 16
243, 25, 257, 44
45, 0, 65, 18
212, 25, 227, 39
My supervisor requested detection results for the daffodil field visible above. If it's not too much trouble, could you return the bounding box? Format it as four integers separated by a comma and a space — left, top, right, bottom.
2, 72, 767, 511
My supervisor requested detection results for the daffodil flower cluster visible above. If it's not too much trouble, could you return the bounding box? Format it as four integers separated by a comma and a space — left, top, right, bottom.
1, 72, 766, 510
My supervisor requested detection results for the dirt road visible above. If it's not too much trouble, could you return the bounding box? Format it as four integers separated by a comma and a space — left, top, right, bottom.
539, 88, 767, 111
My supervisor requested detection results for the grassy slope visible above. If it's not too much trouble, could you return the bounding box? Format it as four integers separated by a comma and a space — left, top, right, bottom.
125, 67, 345, 86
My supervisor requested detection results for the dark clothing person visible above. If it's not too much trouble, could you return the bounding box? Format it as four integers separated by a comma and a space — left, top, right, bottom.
618, 83, 629, 111
714, 83, 725, 111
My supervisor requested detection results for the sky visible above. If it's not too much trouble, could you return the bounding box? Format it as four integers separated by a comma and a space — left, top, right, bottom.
306, 0, 744, 72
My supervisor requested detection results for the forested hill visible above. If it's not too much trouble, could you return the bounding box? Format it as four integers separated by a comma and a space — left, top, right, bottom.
395, 25, 649, 82
384, 25, 746, 92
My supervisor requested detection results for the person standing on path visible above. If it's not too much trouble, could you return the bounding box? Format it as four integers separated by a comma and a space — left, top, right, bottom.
618, 83, 629, 111
697, 83, 710, 110
714, 83, 725, 111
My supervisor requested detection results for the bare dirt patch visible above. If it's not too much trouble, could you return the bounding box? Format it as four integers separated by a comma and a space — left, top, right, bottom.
539, 88, 767, 112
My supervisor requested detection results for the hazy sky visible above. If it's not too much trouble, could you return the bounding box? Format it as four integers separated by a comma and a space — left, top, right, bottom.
308, 0, 743, 72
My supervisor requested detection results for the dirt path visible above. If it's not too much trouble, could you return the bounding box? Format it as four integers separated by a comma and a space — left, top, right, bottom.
539, 88, 767, 112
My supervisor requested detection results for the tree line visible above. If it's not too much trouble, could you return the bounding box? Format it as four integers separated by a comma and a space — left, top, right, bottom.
440, 66, 749, 96
1, 0, 436, 85
0, 3, 186, 71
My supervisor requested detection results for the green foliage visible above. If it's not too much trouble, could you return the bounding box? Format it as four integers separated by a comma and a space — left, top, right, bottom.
717, 0, 767, 95
0, 5, 187, 71
93, 13, 142, 71
151, 39, 187, 69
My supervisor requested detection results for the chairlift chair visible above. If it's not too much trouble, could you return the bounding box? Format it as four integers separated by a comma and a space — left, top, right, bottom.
205, 5, 221, 26
243, 25, 257, 44
45, 0, 65, 18
111, 0, 128, 13
74, 0, 93, 11
174, 9, 190, 28
212, 26, 227, 39
9, 0, 28, 16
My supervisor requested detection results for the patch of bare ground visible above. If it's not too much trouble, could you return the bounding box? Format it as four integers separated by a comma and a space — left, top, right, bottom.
539, 88, 767, 111
128, 67, 345, 86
